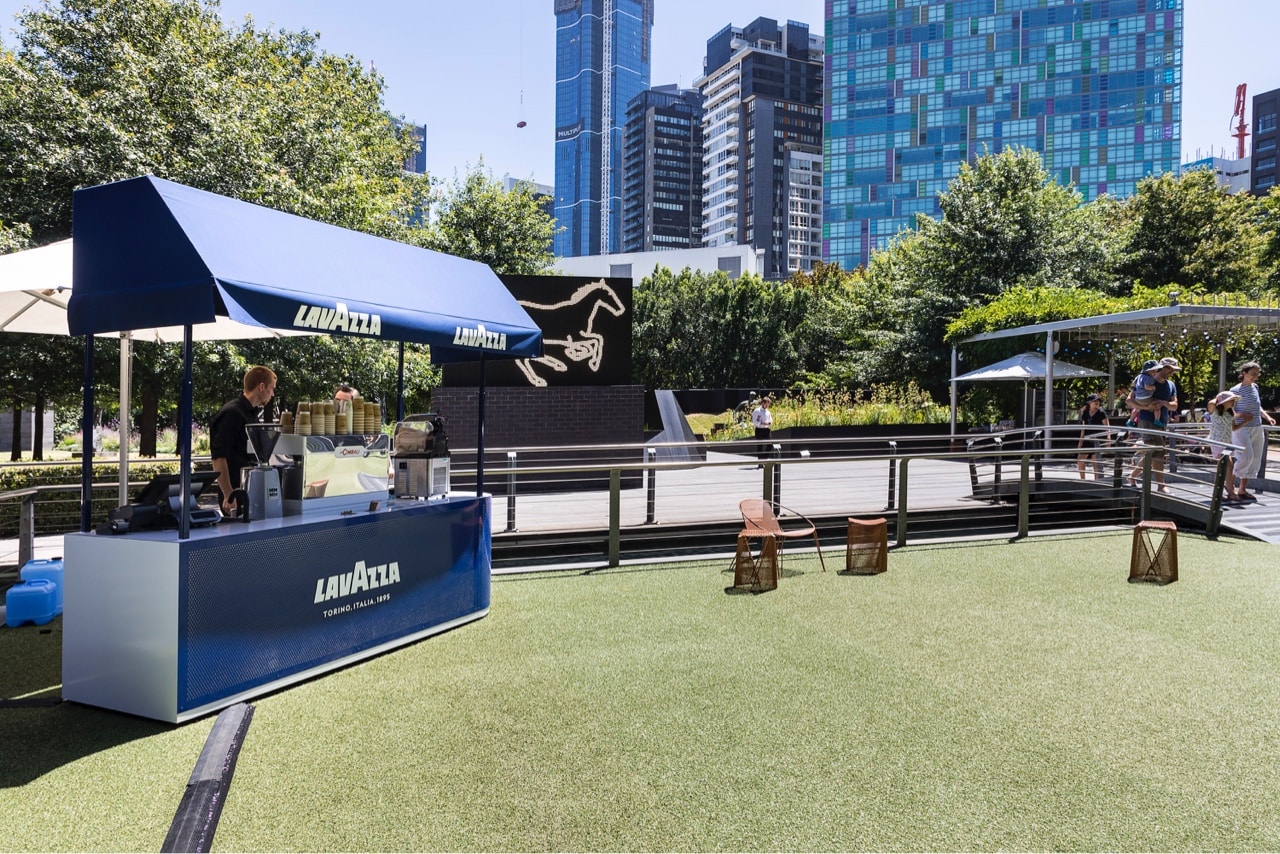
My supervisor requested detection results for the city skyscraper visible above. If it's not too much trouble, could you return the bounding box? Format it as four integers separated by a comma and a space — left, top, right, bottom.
621, 84, 705, 252
1251, 86, 1278, 195
696, 17, 824, 279
825, 0, 1184, 272
553, 0, 654, 258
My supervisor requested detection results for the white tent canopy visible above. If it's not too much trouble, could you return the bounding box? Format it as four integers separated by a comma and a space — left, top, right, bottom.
951, 352, 1106, 383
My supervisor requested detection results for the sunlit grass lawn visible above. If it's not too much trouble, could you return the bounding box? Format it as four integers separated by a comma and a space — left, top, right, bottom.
2, 530, 1278, 851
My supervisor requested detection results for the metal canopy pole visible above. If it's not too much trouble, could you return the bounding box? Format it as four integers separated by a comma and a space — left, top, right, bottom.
396, 342, 406, 424
476, 354, 487, 496
178, 325, 194, 540
949, 345, 958, 438
118, 332, 132, 505
79, 335, 94, 533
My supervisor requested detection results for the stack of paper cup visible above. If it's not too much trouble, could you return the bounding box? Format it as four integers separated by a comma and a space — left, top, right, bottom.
296, 411, 312, 436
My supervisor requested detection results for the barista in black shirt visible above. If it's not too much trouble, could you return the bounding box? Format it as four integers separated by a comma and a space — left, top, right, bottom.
210, 365, 277, 514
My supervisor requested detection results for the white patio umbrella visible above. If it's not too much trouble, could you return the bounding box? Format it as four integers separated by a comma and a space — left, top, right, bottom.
951, 351, 1106, 429
0, 239, 303, 500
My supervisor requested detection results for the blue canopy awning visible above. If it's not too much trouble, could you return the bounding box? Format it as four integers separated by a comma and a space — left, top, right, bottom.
67, 176, 542, 362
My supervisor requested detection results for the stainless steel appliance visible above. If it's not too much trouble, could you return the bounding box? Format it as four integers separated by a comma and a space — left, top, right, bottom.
392, 414, 450, 498
241, 423, 283, 521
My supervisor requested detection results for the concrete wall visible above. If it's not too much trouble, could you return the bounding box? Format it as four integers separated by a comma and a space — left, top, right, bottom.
0, 408, 56, 453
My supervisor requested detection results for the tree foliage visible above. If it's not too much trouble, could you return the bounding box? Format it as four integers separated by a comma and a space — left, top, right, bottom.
632, 268, 811, 389
421, 163, 556, 275
0, 0, 427, 242
1120, 168, 1269, 295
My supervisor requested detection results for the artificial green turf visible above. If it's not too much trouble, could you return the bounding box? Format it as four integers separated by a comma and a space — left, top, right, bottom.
3, 531, 1279, 851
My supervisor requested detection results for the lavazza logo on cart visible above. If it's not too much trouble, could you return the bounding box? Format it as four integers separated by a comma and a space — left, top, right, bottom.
314, 559, 401, 617
292, 302, 382, 336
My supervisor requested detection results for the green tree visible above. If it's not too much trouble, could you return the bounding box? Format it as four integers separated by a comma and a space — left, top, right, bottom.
632, 267, 810, 389
420, 163, 556, 275
1120, 168, 1268, 295
0, 0, 428, 242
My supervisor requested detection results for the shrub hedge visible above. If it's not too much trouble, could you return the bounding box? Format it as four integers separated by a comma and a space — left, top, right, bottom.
0, 460, 196, 538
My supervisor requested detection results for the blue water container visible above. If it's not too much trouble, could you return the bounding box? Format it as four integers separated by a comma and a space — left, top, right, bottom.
5, 579, 57, 627
19, 557, 64, 614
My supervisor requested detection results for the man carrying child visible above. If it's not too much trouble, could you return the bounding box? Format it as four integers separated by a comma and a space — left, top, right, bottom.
1126, 357, 1180, 490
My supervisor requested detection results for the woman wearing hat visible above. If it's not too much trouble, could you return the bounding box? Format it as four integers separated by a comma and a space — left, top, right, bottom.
1207, 390, 1241, 501
1076, 393, 1110, 480
1229, 361, 1275, 501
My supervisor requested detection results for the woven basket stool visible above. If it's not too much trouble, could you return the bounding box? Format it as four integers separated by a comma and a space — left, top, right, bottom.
734, 532, 778, 593
1130, 520, 1177, 585
845, 517, 888, 575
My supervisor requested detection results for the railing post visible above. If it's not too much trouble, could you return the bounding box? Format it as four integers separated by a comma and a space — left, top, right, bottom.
645, 446, 656, 525
1032, 430, 1044, 482
505, 451, 517, 533
1140, 450, 1153, 521
887, 441, 898, 510
966, 438, 979, 493
993, 437, 1003, 490
18, 492, 36, 568
1018, 455, 1030, 539
896, 457, 909, 547
1207, 453, 1228, 538
771, 443, 782, 506
608, 469, 620, 567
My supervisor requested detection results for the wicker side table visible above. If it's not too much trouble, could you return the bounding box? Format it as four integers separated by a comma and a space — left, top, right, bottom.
1130, 520, 1178, 584
845, 517, 888, 575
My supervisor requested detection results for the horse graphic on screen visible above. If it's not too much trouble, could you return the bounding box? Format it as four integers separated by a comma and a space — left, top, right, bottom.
515, 280, 626, 387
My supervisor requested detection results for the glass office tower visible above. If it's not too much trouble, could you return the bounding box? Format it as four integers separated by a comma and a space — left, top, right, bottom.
824, 0, 1183, 272
554, 0, 654, 257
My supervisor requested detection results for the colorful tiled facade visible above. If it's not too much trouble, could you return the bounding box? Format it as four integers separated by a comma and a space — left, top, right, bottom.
824, 0, 1183, 271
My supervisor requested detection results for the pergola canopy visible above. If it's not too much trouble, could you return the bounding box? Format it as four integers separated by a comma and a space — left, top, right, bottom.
959, 302, 1280, 346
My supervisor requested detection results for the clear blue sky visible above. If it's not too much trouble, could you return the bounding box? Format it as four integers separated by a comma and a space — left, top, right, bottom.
1, 0, 1276, 185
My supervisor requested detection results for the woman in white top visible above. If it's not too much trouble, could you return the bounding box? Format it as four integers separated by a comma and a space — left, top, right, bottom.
1207, 390, 1240, 501
1229, 361, 1275, 501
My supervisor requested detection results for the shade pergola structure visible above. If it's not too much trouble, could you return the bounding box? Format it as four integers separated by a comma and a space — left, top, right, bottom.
950, 302, 1280, 446
951, 352, 1106, 431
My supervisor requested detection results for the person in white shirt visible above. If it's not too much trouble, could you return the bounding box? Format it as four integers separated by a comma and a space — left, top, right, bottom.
1229, 361, 1275, 501
751, 396, 773, 463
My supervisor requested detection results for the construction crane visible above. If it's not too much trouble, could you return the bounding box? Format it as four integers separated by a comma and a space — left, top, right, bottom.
1231, 83, 1249, 160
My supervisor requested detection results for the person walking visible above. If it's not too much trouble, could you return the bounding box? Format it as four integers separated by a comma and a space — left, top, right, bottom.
1229, 361, 1275, 501
751, 396, 773, 465
1076, 393, 1110, 480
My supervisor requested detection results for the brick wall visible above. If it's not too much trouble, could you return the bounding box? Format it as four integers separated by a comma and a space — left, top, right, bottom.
429, 386, 646, 493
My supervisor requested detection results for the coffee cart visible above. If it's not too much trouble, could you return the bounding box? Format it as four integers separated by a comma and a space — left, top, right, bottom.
61, 176, 541, 722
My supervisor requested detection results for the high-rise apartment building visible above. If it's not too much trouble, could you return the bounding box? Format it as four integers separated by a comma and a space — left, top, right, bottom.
1251, 86, 1279, 196
553, 0, 654, 258
621, 85, 705, 252
825, 0, 1184, 272
697, 18, 824, 279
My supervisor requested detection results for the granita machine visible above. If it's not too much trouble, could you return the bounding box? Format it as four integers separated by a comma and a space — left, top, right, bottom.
392, 413, 450, 498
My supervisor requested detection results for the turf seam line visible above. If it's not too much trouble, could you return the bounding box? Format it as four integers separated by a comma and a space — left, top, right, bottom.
161, 702, 254, 854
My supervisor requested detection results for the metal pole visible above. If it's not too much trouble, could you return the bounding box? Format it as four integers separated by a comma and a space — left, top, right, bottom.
771, 443, 782, 506
887, 440, 897, 510
1044, 332, 1055, 451
476, 355, 487, 496
608, 469, 620, 567
79, 335, 94, 533
178, 325, 194, 540
505, 451, 517, 532
396, 341, 406, 423
1018, 455, 1030, 538
950, 345, 958, 439
119, 331, 132, 505
896, 458, 909, 547
645, 446, 656, 524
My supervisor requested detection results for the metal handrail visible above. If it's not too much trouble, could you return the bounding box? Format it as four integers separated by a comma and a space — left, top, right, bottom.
1, 426, 1249, 570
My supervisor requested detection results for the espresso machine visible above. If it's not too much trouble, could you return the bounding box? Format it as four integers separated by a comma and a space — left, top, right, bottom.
239, 422, 284, 520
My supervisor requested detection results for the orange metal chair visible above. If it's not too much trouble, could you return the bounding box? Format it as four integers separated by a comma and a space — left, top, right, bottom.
739, 498, 827, 572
